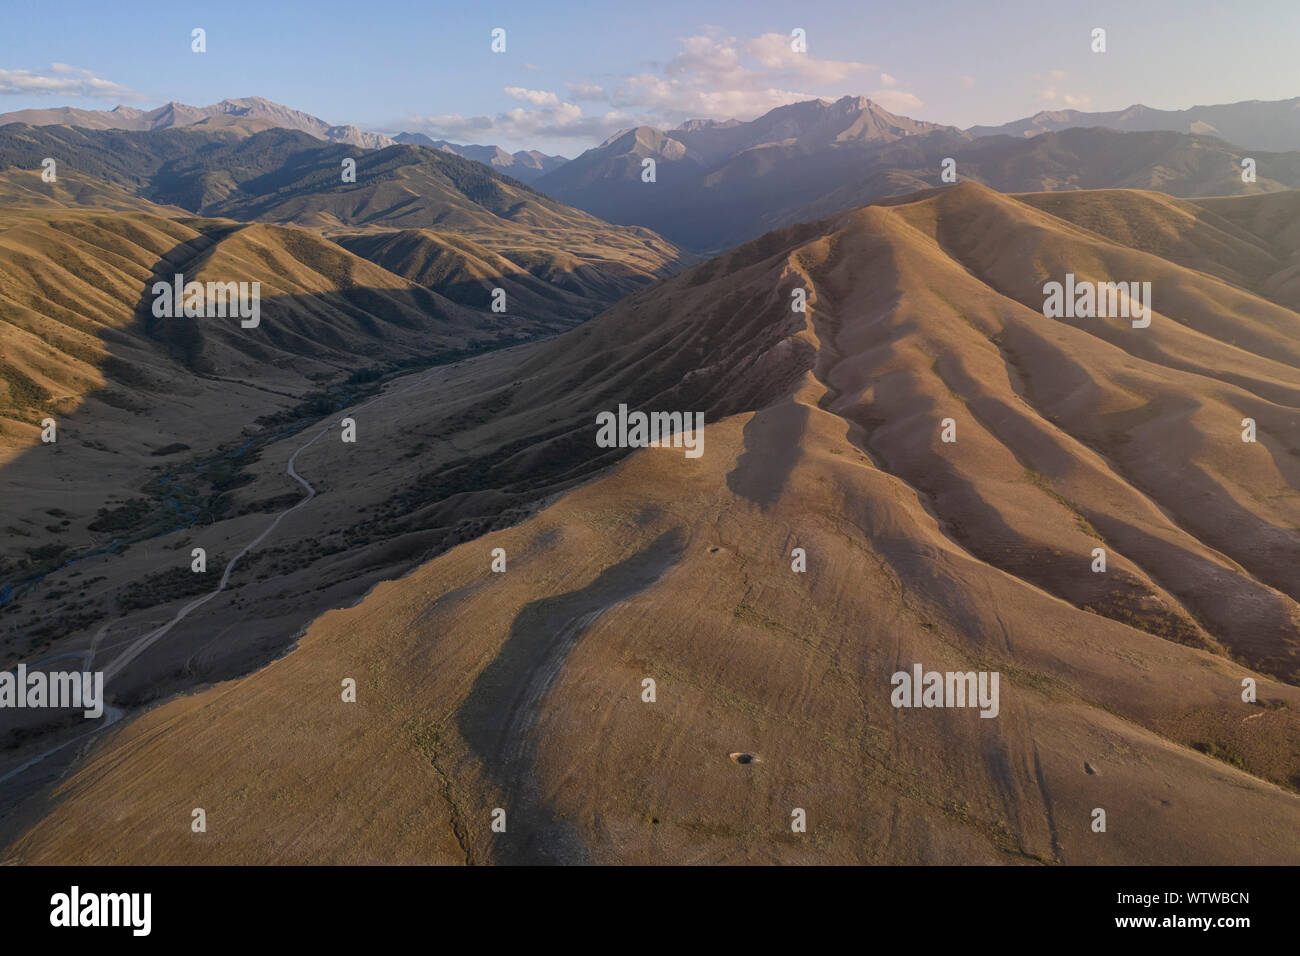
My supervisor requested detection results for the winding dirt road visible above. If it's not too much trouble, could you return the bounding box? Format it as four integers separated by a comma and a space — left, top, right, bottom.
0, 349, 500, 788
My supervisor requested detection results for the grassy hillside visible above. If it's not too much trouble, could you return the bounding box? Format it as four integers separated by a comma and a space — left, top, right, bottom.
5, 183, 1297, 864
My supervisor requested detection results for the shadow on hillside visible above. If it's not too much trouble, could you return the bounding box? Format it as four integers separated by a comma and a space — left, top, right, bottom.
0, 228, 591, 670
0, 222, 806, 827
455, 529, 684, 864
726, 401, 809, 507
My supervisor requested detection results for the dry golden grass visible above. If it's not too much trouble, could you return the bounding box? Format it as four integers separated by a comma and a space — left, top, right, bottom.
3, 183, 1298, 864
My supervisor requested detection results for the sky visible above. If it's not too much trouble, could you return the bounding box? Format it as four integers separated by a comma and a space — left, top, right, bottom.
2, 0, 1298, 157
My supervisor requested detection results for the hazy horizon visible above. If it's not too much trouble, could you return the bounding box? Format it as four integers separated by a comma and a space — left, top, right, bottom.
3, 0, 1299, 154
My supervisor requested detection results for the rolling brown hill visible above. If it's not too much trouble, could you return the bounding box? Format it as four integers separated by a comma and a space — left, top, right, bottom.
3, 182, 1297, 865
0, 168, 188, 214
332, 229, 609, 322
0, 141, 683, 742
0, 193, 571, 667
208, 142, 687, 299
0, 199, 537, 456
0, 125, 689, 305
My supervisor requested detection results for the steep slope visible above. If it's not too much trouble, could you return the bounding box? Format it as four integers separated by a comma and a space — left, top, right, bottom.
0, 167, 188, 214
5, 183, 1297, 865
208, 142, 685, 294
672, 95, 956, 159
0, 204, 522, 443
1191, 191, 1300, 310
1016, 188, 1300, 312
333, 229, 606, 321
535, 96, 966, 249
0, 197, 565, 662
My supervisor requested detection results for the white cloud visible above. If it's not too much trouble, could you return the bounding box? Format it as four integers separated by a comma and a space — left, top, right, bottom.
504, 87, 561, 107
1036, 72, 1089, 109
591, 32, 883, 122
566, 81, 607, 101
869, 89, 924, 113
503, 101, 581, 128
0, 63, 138, 99
617, 65, 809, 120
403, 102, 634, 145
399, 32, 917, 148
747, 32, 874, 84
409, 113, 494, 138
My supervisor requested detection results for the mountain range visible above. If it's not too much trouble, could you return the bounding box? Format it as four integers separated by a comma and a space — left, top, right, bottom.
0, 97, 567, 184
391, 132, 568, 183
0, 97, 570, 184
0, 96, 396, 149
969, 97, 1300, 152
10, 91, 1300, 203
0, 85, 1298, 866
531, 95, 1300, 250
0, 123, 686, 312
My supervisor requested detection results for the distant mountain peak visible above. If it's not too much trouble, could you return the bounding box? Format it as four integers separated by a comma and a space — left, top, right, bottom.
673, 117, 741, 132
389, 132, 568, 182
969, 95, 1300, 152
0, 95, 394, 150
